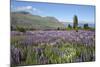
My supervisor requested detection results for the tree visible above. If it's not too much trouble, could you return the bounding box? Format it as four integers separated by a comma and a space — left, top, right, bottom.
84, 23, 89, 29
73, 15, 78, 32
68, 24, 72, 29
73, 15, 78, 29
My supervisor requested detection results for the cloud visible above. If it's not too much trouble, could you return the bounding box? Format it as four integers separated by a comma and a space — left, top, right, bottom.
15, 6, 33, 11
14, 6, 42, 14
32, 7, 42, 13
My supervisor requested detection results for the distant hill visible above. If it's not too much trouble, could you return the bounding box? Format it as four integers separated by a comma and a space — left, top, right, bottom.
11, 12, 65, 30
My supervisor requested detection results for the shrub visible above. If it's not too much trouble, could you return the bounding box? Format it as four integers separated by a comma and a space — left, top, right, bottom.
17, 27, 26, 33
68, 24, 72, 29
84, 23, 89, 29
57, 27, 60, 30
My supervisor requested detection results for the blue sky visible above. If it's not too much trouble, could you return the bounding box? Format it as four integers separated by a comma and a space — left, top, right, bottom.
11, 0, 95, 24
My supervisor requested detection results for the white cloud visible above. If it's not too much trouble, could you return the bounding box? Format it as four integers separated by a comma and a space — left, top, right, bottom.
14, 6, 42, 14
15, 6, 33, 11
32, 8, 42, 14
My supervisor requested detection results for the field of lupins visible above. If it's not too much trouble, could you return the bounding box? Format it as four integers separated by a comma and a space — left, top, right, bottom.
11, 30, 95, 66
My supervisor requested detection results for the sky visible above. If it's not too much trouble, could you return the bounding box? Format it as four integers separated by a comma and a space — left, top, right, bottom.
11, 0, 95, 24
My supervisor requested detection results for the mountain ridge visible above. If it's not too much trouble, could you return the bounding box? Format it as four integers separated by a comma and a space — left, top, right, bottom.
11, 12, 65, 30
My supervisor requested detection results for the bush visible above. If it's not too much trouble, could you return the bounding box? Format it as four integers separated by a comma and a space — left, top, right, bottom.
68, 24, 72, 29
84, 23, 89, 29
17, 27, 26, 32
57, 27, 60, 30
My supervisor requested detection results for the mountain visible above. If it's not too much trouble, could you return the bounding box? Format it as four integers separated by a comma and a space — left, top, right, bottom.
11, 12, 65, 30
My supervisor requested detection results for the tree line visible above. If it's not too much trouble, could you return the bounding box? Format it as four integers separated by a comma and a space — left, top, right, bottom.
67, 15, 94, 31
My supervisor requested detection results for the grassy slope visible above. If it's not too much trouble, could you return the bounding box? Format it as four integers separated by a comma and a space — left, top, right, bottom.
11, 12, 65, 30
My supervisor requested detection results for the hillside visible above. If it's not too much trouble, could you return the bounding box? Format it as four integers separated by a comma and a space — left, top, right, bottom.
11, 12, 65, 30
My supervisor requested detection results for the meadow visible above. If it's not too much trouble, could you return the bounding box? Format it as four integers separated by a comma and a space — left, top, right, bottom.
11, 30, 95, 66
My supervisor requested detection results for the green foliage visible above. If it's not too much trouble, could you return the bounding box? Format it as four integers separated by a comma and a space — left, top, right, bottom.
78, 26, 82, 29
11, 26, 14, 31
75, 27, 78, 32
25, 46, 37, 65
84, 23, 89, 29
68, 24, 72, 29
83, 23, 95, 31
73, 15, 79, 32
66, 24, 72, 30
89, 27, 95, 31
11, 41, 95, 66
73, 15, 78, 29
16, 27, 26, 33
57, 27, 60, 30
